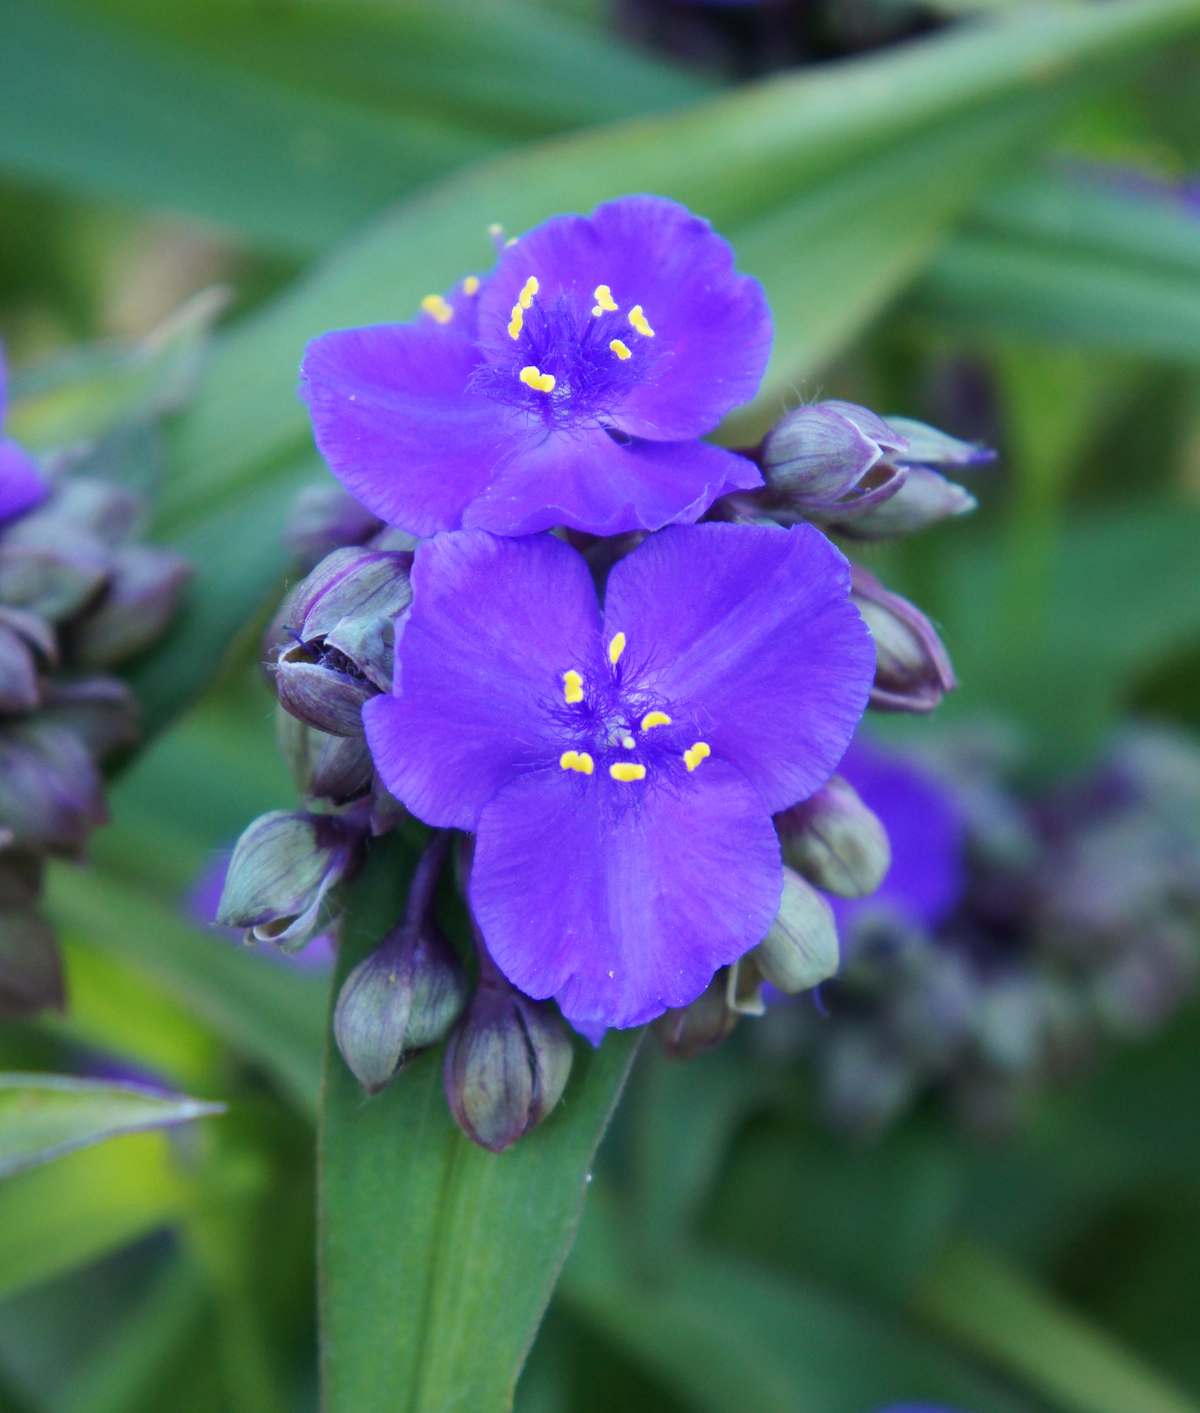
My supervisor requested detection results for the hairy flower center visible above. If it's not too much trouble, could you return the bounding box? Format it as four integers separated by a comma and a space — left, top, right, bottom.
552, 632, 709, 785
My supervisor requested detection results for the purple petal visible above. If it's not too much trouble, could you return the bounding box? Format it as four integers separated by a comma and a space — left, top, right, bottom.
833, 737, 966, 936
478, 195, 771, 440
363, 531, 602, 829
462, 425, 761, 537
603, 523, 875, 814
470, 758, 781, 1031
0, 440, 48, 525
299, 323, 526, 536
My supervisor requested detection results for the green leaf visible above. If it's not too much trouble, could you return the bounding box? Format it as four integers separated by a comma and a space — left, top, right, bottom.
319, 838, 640, 1412
0, 1133, 188, 1300
0, 1073, 223, 1180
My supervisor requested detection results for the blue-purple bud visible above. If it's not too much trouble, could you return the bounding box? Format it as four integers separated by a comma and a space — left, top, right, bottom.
760, 400, 906, 509
884, 415, 996, 470
38, 678, 140, 762
66, 544, 191, 668
851, 567, 956, 713
285, 483, 385, 572
443, 961, 573, 1153
0, 609, 46, 711
276, 707, 374, 805
777, 775, 891, 898
654, 971, 739, 1058
0, 723, 107, 854
750, 867, 840, 994
215, 809, 361, 949
0, 519, 110, 622
833, 465, 976, 540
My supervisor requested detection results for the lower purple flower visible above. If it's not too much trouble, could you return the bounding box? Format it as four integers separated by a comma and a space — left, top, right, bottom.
0, 345, 47, 525
831, 737, 966, 947
364, 522, 874, 1033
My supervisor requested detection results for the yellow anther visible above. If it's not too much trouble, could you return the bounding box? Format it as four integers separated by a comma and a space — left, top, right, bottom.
507, 304, 524, 340
518, 275, 539, 310
640, 710, 672, 732
621, 735, 635, 750
462, 275, 481, 296
562, 669, 584, 704
592, 284, 619, 315
420, 293, 453, 325
683, 741, 711, 773
560, 750, 594, 776
519, 365, 556, 393
608, 632, 627, 666
609, 762, 647, 783
628, 304, 655, 338
609, 339, 632, 361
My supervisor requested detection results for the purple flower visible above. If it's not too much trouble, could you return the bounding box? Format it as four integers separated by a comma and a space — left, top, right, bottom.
300, 196, 771, 539
0, 345, 47, 525
830, 737, 966, 947
363, 522, 873, 1033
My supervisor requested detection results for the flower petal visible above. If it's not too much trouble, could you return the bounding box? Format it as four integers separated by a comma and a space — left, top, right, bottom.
470, 759, 781, 1031
299, 323, 526, 536
461, 424, 760, 537
363, 531, 602, 829
0, 440, 48, 525
478, 195, 771, 440
603, 522, 874, 813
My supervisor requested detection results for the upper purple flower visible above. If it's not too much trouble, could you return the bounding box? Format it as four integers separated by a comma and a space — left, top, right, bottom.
831, 737, 966, 945
363, 522, 873, 1033
0, 345, 48, 525
300, 196, 771, 539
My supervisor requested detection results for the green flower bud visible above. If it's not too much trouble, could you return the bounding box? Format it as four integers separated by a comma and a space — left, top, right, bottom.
276, 707, 374, 805
0, 520, 109, 622
0, 723, 107, 854
750, 868, 840, 994
39, 678, 140, 761
778, 774, 891, 898
66, 543, 191, 668
654, 970, 739, 1059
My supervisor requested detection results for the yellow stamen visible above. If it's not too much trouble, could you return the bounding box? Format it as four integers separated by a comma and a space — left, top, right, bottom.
560, 750, 594, 776
462, 275, 481, 296
609, 339, 632, 361
608, 632, 626, 665
640, 710, 672, 732
609, 762, 647, 783
420, 293, 453, 325
519, 365, 556, 393
562, 669, 584, 704
628, 304, 655, 338
592, 284, 618, 315
507, 304, 524, 340
621, 735, 635, 749
518, 275, 539, 310
683, 742, 711, 772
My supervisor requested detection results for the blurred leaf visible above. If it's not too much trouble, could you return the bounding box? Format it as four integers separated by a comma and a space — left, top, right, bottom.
562, 1194, 1041, 1413
0, 1134, 187, 1300
916, 1240, 1200, 1413
319, 838, 640, 1412
0, 1073, 223, 1179
915, 165, 1200, 360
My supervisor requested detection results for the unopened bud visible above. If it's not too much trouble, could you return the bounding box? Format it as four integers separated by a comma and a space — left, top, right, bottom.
834, 465, 975, 539
276, 707, 373, 804
654, 970, 739, 1059
444, 969, 573, 1153
38, 678, 140, 761
67, 543, 191, 668
0, 613, 42, 711
883, 415, 995, 470
215, 809, 361, 949
750, 868, 840, 994
0, 904, 64, 1018
0, 723, 107, 853
760, 400, 905, 509
33, 477, 144, 545
778, 775, 891, 898
285, 484, 385, 571
851, 566, 955, 713
0, 520, 110, 622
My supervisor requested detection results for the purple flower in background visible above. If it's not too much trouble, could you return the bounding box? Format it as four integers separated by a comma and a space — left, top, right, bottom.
364, 522, 873, 1033
300, 196, 771, 538
831, 737, 966, 948
0, 345, 47, 524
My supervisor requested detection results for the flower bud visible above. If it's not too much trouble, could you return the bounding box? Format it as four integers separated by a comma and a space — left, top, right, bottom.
0, 904, 65, 1018
0, 614, 43, 711
335, 923, 467, 1094
851, 566, 955, 713
749, 868, 840, 994
833, 465, 976, 539
37, 678, 140, 761
215, 809, 361, 949
33, 477, 144, 545
777, 775, 891, 898
285, 484, 384, 571
0, 520, 110, 622
444, 971, 573, 1153
272, 547, 412, 736
760, 400, 905, 509
0, 723, 107, 854
276, 707, 374, 804
883, 415, 996, 469
654, 970, 739, 1059
66, 543, 191, 668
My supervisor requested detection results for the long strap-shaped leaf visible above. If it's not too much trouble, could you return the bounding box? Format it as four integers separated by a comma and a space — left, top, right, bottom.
318, 838, 640, 1412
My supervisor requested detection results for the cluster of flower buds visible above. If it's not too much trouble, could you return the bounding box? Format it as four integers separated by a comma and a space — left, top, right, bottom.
773, 724, 1200, 1138
0, 382, 191, 1016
